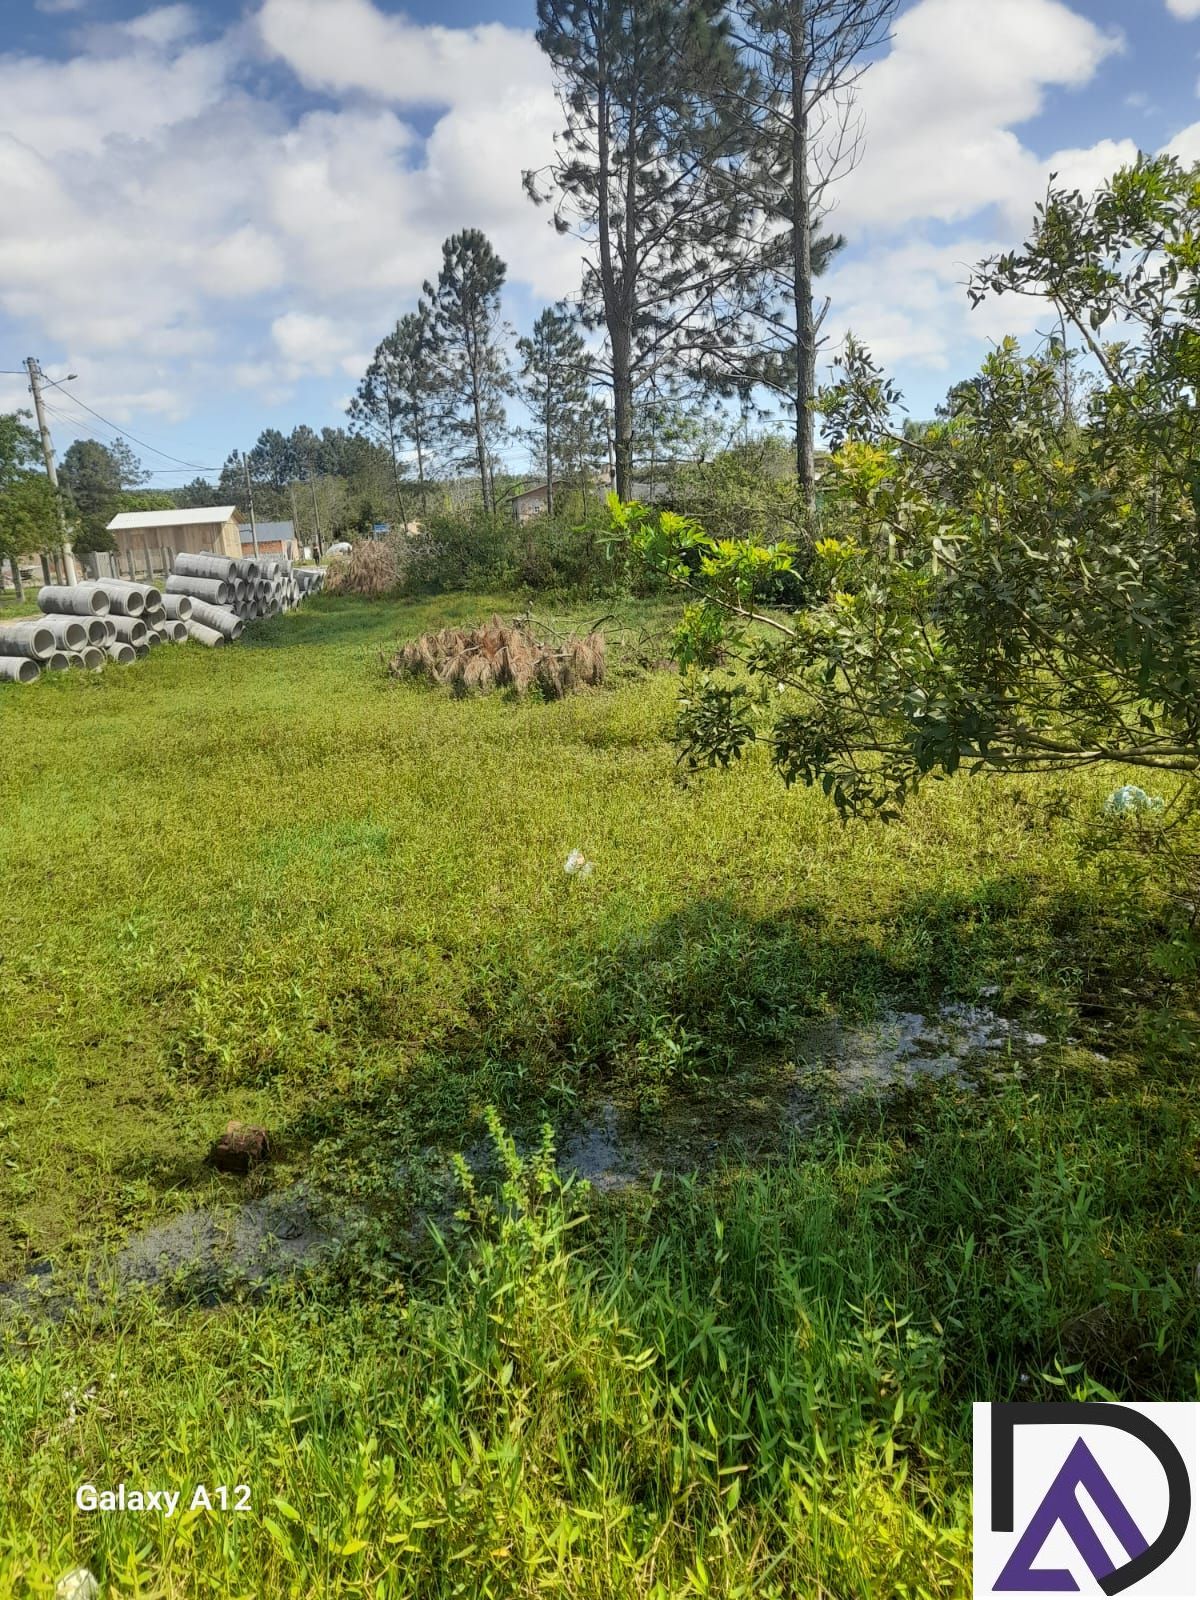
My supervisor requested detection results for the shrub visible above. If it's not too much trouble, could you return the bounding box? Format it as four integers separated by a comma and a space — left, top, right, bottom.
325, 541, 400, 597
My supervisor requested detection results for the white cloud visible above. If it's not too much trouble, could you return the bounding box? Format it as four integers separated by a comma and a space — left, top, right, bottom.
0, 0, 579, 434
34, 0, 87, 12
256, 0, 546, 106
1165, 0, 1200, 19
836, 0, 1123, 232
1164, 120, 1200, 162
120, 5, 200, 49
809, 0, 1133, 402
271, 311, 358, 377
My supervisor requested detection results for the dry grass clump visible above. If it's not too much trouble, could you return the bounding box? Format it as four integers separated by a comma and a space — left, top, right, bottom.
325, 542, 399, 597
390, 614, 606, 698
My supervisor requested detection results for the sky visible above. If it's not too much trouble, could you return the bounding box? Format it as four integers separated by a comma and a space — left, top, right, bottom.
1, 0, 1199, 486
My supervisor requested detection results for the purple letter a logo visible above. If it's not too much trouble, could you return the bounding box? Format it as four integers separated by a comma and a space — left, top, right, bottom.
989, 1404, 1191, 1597
994, 1438, 1148, 1591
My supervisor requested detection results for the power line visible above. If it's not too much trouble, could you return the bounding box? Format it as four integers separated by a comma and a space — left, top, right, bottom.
40, 401, 218, 475
39, 377, 212, 471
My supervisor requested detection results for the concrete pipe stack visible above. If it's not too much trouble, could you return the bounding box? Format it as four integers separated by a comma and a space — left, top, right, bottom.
1, 553, 323, 686
163, 550, 321, 641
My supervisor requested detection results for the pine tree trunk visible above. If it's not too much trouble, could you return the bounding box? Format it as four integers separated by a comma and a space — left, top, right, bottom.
545, 388, 554, 517
612, 323, 634, 501
791, 41, 816, 516
472, 380, 489, 516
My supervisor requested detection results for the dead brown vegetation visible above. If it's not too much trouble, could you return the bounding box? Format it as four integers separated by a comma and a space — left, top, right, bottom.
389, 615, 606, 698
325, 542, 400, 597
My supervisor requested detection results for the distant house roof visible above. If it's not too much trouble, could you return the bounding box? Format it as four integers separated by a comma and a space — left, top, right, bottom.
510, 483, 549, 504
238, 521, 295, 544
108, 506, 237, 531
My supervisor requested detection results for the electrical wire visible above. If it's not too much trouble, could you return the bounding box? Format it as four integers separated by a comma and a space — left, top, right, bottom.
40, 400, 218, 475
39, 377, 212, 471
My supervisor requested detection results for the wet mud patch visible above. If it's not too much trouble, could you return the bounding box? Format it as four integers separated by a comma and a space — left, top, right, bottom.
555, 999, 1049, 1193
1, 1000, 1051, 1318
0, 1184, 343, 1322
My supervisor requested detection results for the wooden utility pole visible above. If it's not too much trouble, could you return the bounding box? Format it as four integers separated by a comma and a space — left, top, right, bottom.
240, 450, 260, 559
25, 357, 77, 583
308, 471, 323, 557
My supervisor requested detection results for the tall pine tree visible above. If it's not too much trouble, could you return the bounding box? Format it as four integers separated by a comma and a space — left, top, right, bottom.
516, 303, 594, 513
349, 304, 443, 518
424, 231, 512, 515
728, 0, 899, 510
527, 0, 760, 501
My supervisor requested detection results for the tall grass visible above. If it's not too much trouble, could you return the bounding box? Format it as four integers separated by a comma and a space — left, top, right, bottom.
3, 1091, 1195, 1597
0, 591, 1196, 1595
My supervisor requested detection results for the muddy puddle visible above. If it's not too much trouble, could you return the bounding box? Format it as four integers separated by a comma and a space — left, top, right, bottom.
0, 1184, 341, 1321
556, 1000, 1049, 1192
1, 1000, 1049, 1313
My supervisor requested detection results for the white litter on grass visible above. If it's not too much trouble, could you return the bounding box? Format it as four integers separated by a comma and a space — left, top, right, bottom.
56, 1570, 100, 1600
1105, 784, 1164, 816
564, 850, 594, 879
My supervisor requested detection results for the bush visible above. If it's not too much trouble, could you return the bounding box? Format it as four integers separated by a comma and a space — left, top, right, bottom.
324, 540, 400, 597
400, 499, 647, 598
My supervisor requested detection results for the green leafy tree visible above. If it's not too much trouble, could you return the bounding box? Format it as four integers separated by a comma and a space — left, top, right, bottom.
424, 231, 513, 515
516, 304, 594, 513
619, 155, 1200, 817
247, 428, 295, 492
59, 438, 143, 554
0, 411, 57, 596
528, 0, 760, 502
173, 476, 229, 508
217, 450, 245, 506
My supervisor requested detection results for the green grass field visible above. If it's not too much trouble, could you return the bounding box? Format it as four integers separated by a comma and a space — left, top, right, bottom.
0, 592, 1196, 1597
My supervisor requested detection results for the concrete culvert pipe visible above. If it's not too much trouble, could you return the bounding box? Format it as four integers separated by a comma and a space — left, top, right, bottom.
46, 651, 72, 671
106, 642, 136, 665
79, 580, 144, 616
84, 617, 109, 644
0, 657, 40, 683
38, 583, 110, 616
133, 642, 150, 658
32, 616, 89, 650
161, 594, 193, 621
157, 620, 188, 642
167, 575, 230, 606
101, 618, 117, 644
188, 601, 244, 641
145, 631, 161, 648
173, 552, 236, 583
144, 605, 166, 627
0, 621, 56, 659
103, 579, 161, 610
109, 616, 148, 646
80, 645, 106, 670
184, 620, 225, 648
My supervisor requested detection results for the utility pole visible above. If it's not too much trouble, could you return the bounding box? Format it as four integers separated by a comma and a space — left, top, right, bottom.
25, 356, 77, 584
240, 450, 260, 559
289, 483, 301, 557
308, 470, 323, 558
